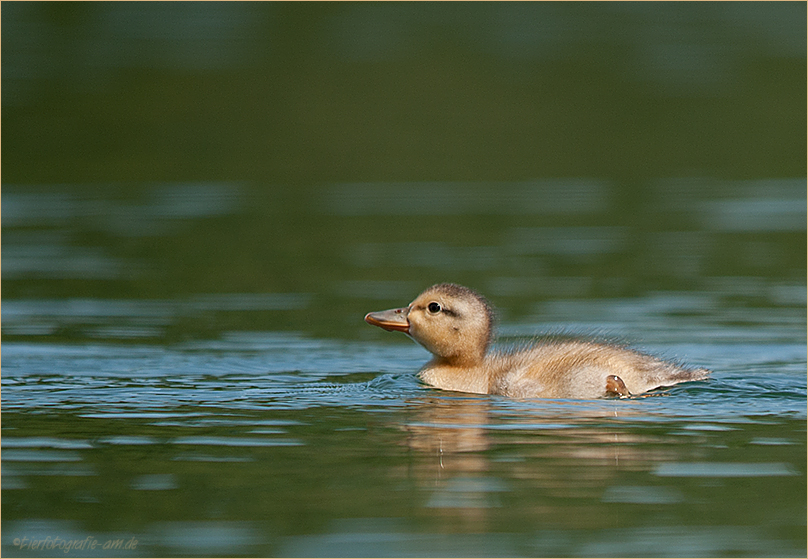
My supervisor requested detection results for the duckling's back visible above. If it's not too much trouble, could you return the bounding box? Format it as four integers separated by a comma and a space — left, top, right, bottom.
488, 339, 709, 399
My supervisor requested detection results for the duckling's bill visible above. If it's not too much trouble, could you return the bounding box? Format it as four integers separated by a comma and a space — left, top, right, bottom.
364, 308, 410, 333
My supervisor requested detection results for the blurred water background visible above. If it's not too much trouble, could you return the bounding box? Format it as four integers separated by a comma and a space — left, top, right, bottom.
2, 3, 806, 557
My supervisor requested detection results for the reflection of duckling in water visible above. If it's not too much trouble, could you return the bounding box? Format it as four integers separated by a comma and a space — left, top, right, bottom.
365, 283, 709, 399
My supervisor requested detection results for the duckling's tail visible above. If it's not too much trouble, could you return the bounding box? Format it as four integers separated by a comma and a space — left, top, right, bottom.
683, 367, 711, 381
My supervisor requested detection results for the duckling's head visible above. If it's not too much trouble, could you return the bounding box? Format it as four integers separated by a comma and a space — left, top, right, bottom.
364, 283, 494, 366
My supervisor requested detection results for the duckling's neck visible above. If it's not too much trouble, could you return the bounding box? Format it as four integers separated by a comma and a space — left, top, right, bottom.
419, 355, 492, 395
442, 347, 486, 368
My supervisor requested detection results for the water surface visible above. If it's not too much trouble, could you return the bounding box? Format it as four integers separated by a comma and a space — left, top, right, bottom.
3, 282, 805, 557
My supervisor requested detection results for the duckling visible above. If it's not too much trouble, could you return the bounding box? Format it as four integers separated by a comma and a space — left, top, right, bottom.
364, 283, 709, 399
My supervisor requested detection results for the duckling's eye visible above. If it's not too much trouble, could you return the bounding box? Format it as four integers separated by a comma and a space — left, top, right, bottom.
427, 302, 442, 314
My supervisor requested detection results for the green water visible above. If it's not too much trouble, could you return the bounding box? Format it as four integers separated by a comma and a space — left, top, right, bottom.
2, 3, 806, 557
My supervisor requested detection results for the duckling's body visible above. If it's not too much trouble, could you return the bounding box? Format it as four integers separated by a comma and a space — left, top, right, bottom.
419, 338, 705, 399
365, 283, 709, 399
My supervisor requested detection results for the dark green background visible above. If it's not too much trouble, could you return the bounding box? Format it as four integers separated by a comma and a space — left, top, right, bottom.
3, 2, 805, 332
